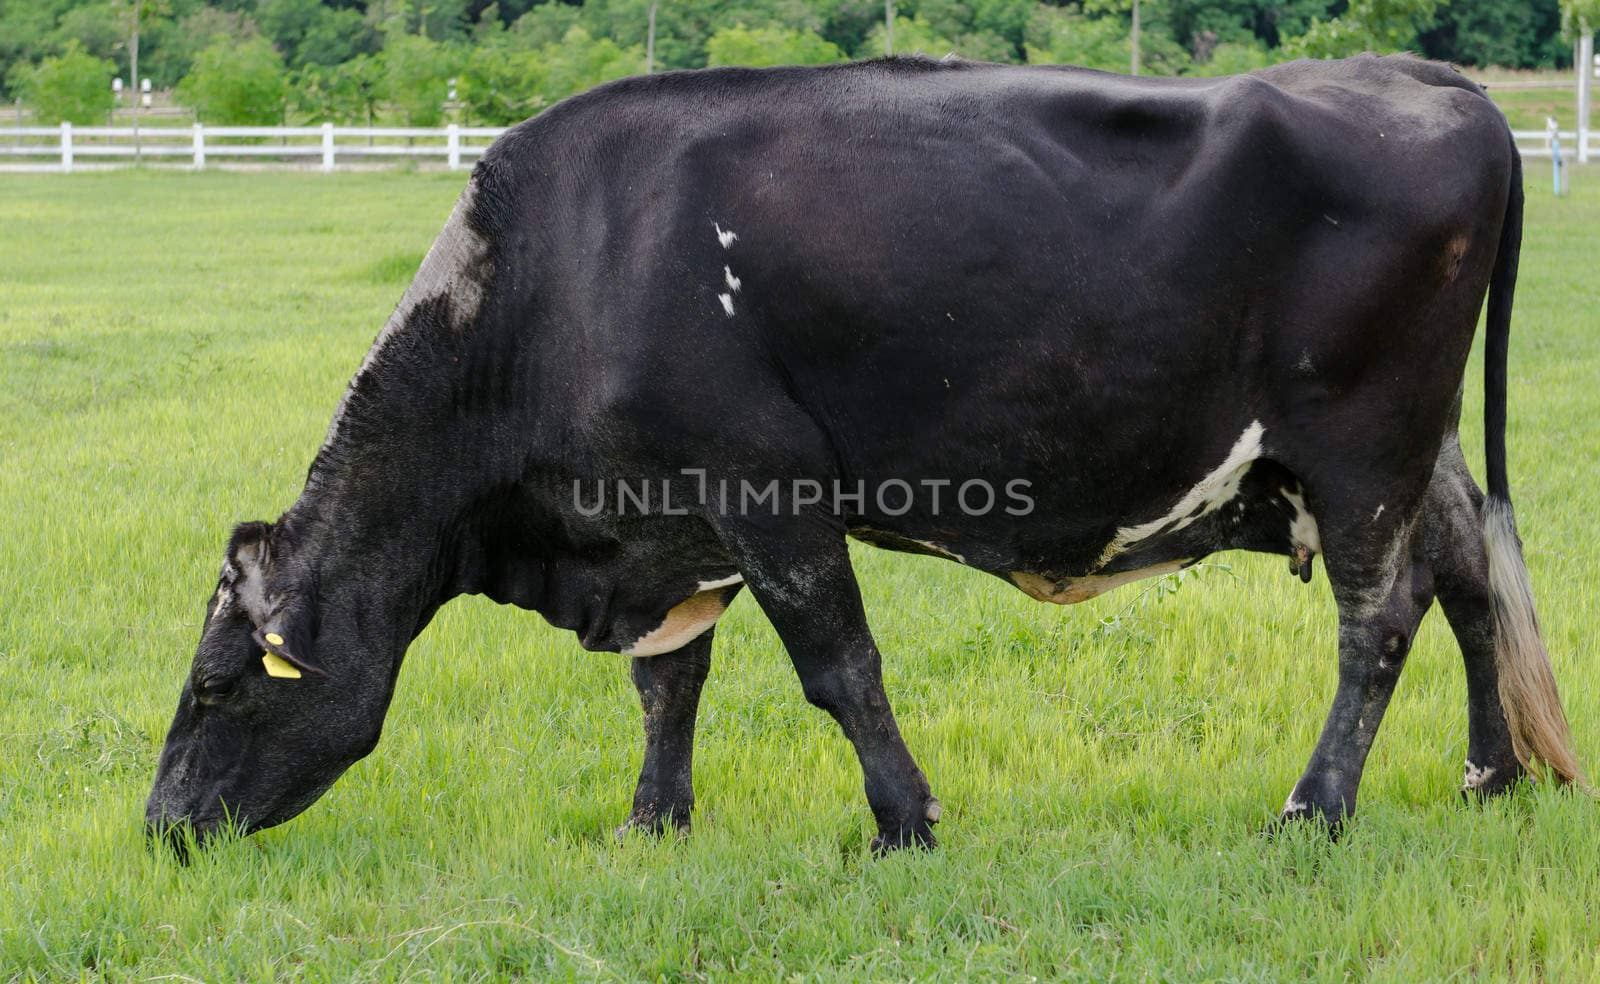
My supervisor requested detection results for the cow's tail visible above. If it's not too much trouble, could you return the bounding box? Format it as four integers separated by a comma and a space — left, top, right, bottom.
1481, 139, 1585, 788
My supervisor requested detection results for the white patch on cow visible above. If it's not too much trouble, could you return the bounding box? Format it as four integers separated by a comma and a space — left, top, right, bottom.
696, 573, 744, 592
1282, 487, 1322, 554
1094, 421, 1266, 569
1462, 760, 1496, 791
718, 293, 736, 317
320, 182, 487, 459
911, 540, 965, 563
1295, 350, 1315, 374
1283, 794, 1309, 815
714, 223, 738, 249
1372, 503, 1386, 523
1012, 560, 1187, 605
723, 266, 741, 292
625, 590, 730, 657
211, 586, 234, 618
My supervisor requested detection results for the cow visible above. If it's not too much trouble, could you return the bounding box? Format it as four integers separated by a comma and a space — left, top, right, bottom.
148, 53, 1583, 855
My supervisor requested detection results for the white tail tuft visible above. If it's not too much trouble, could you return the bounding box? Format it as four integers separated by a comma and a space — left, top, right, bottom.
1483, 496, 1585, 787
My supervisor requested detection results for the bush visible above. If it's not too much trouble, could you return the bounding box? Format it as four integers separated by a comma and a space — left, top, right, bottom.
705, 24, 848, 67
381, 31, 460, 127
858, 15, 957, 59
9, 43, 115, 125
178, 37, 289, 125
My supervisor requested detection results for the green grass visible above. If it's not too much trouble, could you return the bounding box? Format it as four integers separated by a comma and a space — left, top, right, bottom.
2, 167, 1599, 981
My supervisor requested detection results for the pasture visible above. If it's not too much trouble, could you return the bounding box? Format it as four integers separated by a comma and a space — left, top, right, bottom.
2, 167, 1598, 981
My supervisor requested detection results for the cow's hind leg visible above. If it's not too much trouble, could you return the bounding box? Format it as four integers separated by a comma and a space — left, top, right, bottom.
1419, 441, 1524, 797
715, 514, 940, 853
1279, 508, 1435, 832
620, 629, 713, 836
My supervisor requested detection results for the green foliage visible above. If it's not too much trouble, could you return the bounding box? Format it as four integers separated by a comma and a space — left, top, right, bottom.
860, 14, 957, 58
7, 42, 115, 123
1282, 0, 1443, 58
155, 7, 262, 89
52, 2, 124, 63
705, 23, 848, 66
534, 26, 644, 105
1420, 0, 1564, 71
457, 36, 545, 124
381, 29, 459, 126
293, 54, 387, 124
176, 35, 287, 124
1024, 7, 1133, 71
1186, 38, 1273, 74
258, 0, 377, 69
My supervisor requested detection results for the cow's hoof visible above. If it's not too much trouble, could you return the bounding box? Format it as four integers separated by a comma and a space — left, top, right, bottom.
1268, 799, 1345, 841
1459, 758, 1524, 802
615, 804, 692, 840
869, 797, 942, 855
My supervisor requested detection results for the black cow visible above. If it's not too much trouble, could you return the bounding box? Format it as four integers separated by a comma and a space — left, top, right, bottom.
149, 54, 1582, 854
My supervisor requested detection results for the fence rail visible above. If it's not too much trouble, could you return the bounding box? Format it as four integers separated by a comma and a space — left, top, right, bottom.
1511, 128, 1591, 160
1, 123, 510, 172
0, 123, 1593, 172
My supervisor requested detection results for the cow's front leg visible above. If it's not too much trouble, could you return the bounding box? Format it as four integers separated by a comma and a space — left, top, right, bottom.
1280, 527, 1433, 832
620, 630, 713, 836
718, 516, 940, 853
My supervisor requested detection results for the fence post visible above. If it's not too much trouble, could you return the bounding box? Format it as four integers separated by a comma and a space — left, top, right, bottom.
447, 123, 460, 171
60, 121, 72, 173
1579, 30, 1593, 165
193, 122, 205, 170
322, 122, 335, 172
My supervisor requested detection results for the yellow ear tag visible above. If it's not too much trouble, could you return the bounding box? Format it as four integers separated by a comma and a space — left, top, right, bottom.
264, 632, 284, 646
262, 651, 302, 679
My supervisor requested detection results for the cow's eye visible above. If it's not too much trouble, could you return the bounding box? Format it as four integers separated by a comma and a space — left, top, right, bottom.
196, 676, 237, 702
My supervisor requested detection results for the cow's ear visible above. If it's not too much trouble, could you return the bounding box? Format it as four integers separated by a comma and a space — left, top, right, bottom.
226, 521, 276, 625
226, 521, 326, 679
252, 598, 326, 679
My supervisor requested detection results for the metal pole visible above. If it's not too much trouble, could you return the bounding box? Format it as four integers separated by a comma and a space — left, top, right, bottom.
885, 0, 894, 55
1578, 29, 1593, 165
1131, 0, 1140, 76
647, 0, 658, 73
130, 0, 141, 165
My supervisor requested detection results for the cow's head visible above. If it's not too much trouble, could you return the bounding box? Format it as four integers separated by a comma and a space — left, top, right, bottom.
146, 520, 396, 851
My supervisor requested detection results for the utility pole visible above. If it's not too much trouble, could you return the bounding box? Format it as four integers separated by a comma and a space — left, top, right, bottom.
886, 0, 894, 55
1130, 0, 1140, 76
129, 0, 142, 164
647, 0, 658, 73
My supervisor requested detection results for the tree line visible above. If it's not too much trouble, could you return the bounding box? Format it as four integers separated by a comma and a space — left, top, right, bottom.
0, 0, 1583, 127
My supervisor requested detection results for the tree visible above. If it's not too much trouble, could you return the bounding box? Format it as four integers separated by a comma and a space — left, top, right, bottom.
177, 36, 288, 124
1186, 39, 1274, 74
457, 37, 544, 124
1283, 0, 1443, 58
294, 54, 387, 124
8, 43, 116, 124
156, 8, 263, 90
535, 26, 644, 104
705, 24, 848, 66
859, 15, 955, 57
1419, 0, 1564, 69
380, 29, 459, 126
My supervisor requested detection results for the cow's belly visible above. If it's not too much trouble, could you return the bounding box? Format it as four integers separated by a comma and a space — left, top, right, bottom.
850, 434, 1324, 603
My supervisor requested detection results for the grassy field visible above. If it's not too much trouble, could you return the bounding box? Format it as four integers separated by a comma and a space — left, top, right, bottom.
2, 166, 1599, 981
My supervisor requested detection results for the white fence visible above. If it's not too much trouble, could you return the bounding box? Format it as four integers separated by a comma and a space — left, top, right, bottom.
1, 123, 510, 172
1512, 128, 1591, 160
0, 122, 1593, 172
